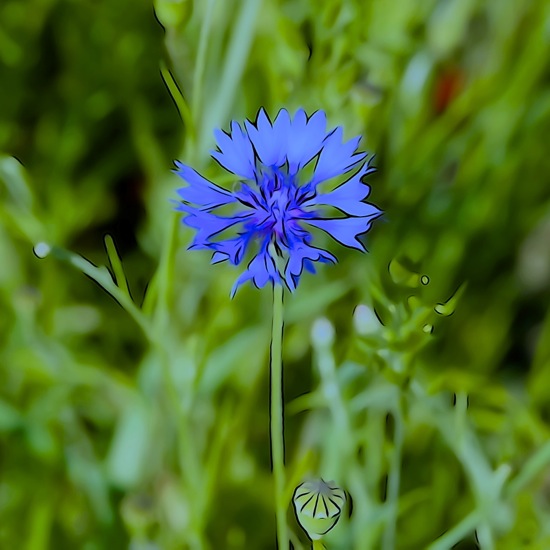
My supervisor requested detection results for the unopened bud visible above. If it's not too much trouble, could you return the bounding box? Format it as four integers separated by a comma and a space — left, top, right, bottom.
293, 479, 346, 541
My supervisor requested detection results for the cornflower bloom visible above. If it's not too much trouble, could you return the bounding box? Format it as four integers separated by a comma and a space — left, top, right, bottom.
175, 108, 381, 295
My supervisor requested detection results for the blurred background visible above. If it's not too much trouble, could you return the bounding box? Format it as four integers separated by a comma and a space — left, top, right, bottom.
1, 0, 550, 548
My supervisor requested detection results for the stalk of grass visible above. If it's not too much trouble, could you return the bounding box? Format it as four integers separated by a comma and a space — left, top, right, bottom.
382, 401, 404, 550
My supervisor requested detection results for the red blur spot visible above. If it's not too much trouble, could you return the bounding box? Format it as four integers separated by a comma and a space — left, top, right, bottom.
434, 68, 464, 115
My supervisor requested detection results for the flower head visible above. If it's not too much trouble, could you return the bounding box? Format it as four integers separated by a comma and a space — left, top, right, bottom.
175, 108, 381, 296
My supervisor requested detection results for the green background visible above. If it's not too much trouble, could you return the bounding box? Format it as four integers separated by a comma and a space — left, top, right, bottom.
1, 0, 550, 548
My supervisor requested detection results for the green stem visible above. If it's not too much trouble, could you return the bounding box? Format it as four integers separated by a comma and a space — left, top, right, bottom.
271, 283, 288, 549
48, 245, 153, 338
382, 401, 404, 550
425, 510, 480, 550
191, 0, 216, 121
506, 439, 550, 497
426, 439, 550, 550
312, 540, 327, 550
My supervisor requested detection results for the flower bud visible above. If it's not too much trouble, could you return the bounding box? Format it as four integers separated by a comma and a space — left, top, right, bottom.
293, 479, 346, 541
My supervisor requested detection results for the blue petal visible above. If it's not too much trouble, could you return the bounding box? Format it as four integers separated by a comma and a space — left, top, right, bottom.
303, 259, 316, 274
305, 215, 380, 251
211, 121, 256, 179
284, 242, 336, 292
175, 162, 235, 209
210, 233, 253, 265
306, 161, 380, 217
312, 127, 367, 184
287, 110, 327, 174
233, 181, 265, 210
231, 239, 281, 297
263, 109, 292, 168
176, 203, 251, 247
245, 109, 285, 168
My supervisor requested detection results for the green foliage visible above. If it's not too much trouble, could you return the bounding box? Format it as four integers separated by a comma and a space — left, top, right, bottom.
1, 0, 550, 548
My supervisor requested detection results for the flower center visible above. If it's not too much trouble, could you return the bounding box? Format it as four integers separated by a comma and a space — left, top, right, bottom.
269, 188, 291, 223
246, 167, 311, 249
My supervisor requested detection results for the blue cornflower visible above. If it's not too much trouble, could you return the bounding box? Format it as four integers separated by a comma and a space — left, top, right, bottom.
175, 108, 381, 296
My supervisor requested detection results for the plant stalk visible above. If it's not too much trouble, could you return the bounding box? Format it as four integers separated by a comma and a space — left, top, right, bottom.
271, 283, 288, 549
382, 401, 404, 550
